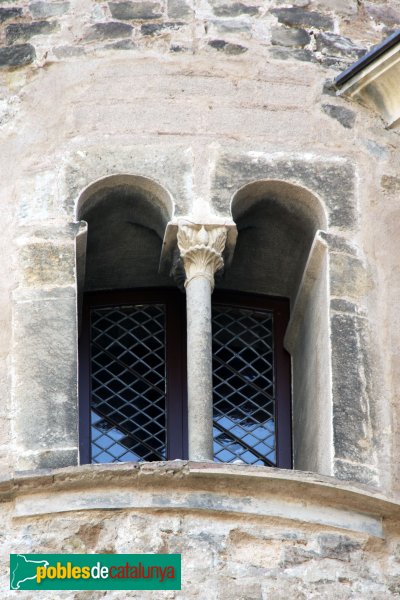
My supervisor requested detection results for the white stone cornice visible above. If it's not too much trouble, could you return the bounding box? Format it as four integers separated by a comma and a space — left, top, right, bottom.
176, 224, 227, 290
336, 39, 400, 128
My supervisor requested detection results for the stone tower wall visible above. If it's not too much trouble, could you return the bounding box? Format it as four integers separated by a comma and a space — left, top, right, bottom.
2, 1, 400, 598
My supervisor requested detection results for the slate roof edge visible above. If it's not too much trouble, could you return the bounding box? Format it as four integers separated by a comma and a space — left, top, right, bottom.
335, 29, 400, 87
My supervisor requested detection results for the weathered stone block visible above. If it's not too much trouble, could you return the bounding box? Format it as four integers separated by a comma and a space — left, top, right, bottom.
388, 576, 400, 595
0, 43, 35, 67
215, 579, 261, 599
269, 46, 317, 62
271, 26, 310, 48
208, 39, 248, 54
18, 243, 75, 286
0, 6, 22, 22
317, 533, 361, 560
315, 0, 357, 16
330, 253, 370, 298
319, 55, 351, 69
322, 104, 356, 128
109, 1, 162, 20
381, 175, 400, 193
365, 139, 388, 160
170, 43, 188, 52
12, 295, 78, 458
211, 155, 356, 230
276, 0, 309, 5
213, 3, 259, 17
316, 32, 365, 59
320, 233, 357, 255
330, 298, 364, 315
29, 1, 70, 18
168, 0, 192, 19
271, 7, 334, 30
141, 21, 184, 35
85, 21, 133, 41
17, 448, 79, 471
333, 458, 378, 486
6, 20, 59, 44
280, 546, 316, 567
331, 313, 374, 464
211, 19, 252, 33
366, 3, 400, 26
53, 45, 85, 58
105, 39, 136, 50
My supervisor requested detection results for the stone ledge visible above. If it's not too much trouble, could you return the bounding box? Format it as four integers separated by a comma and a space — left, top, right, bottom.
2, 462, 400, 538
335, 33, 400, 128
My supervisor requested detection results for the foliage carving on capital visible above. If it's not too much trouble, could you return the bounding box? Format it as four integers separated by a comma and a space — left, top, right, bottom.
176, 224, 228, 290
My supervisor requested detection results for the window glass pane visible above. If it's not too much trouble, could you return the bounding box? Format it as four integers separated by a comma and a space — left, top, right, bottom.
212, 305, 276, 466
89, 304, 166, 463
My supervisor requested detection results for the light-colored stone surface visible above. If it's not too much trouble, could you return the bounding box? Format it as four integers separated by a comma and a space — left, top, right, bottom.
1, 1, 400, 594
1, 463, 400, 598
185, 275, 214, 461
7, 462, 386, 538
337, 40, 400, 128
285, 234, 332, 477
0, 1, 396, 482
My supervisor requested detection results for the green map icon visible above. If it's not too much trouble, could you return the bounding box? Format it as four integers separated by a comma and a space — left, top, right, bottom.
10, 554, 49, 590
9, 553, 181, 590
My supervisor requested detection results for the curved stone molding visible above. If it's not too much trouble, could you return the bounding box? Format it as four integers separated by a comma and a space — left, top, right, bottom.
177, 224, 227, 290
335, 33, 400, 129
75, 173, 174, 236
4, 462, 398, 538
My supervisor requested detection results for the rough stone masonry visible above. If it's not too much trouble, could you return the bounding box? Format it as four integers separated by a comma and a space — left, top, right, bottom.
2, 0, 400, 598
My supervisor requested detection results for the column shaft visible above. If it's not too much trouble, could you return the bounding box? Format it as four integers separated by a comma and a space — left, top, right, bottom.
175, 223, 233, 462
186, 276, 214, 461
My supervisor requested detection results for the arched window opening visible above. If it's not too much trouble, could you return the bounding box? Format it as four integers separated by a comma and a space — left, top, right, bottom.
227, 179, 326, 301
77, 176, 183, 464
225, 180, 329, 474
76, 174, 174, 293
77, 177, 326, 472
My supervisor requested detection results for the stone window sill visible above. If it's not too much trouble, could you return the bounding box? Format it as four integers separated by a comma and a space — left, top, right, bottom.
3, 462, 399, 538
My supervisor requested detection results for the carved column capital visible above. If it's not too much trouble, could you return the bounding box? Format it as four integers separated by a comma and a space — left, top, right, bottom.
176, 224, 228, 291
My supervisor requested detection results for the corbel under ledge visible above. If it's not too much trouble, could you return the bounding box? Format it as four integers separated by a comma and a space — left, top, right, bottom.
335, 29, 400, 129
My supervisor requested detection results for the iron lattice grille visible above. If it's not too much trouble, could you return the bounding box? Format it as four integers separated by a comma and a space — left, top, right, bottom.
212, 305, 276, 466
90, 304, 166, 463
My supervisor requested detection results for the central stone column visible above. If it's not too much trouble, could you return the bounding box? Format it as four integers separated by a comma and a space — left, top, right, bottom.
177, 224, 229, 461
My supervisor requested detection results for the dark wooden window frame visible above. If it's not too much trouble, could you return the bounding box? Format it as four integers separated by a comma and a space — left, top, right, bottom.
79, 288, 292, 468
79, 288, 188, 464
213, 290, 292, 468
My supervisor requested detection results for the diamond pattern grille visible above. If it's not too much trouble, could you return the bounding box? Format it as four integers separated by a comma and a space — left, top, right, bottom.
212, 305, 276, 466
90, 304, 166, 463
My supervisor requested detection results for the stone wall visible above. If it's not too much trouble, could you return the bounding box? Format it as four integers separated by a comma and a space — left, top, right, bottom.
3, 462, 400, 599
1, 0, 400, 69
2, 1, 400, 595
0, 3, 398, 471
0, 1, 399, 478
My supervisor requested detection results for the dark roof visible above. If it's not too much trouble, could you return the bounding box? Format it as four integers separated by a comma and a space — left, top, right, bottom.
335, 29, 400, 88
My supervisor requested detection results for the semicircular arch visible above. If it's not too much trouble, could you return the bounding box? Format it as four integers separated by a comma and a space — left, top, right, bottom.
222, 179, 327, 301
75, 174, 175, 293
76, 173, 174, 236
